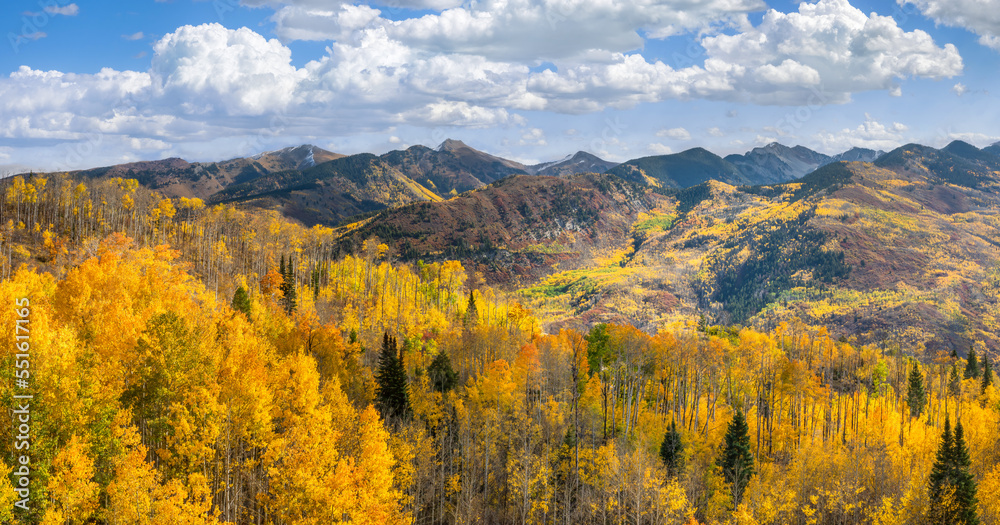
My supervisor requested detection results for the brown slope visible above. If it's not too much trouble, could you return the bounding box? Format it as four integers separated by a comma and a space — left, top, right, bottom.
72, 145, 344, 200
333, 173, 658, 282
379, 139, 529, 197
523, 152, 1000, 352
211, 153, 441, 227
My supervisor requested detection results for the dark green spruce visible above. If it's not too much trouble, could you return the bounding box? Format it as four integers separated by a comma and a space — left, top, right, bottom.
375, 332, 411, 423
659, 420, 684, 478
965, 347, 980, 380
231, 285, 252, 320
949, 363, 962, 398
280, 254, 297, 315
464, 289, 478, 328
981, 357, 993, 396
907, 363, 927, 418
928, 417, 978, 524
428, 350, 458, 393
717, 409, 754, 507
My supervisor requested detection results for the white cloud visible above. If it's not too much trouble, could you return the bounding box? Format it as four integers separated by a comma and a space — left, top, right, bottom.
656, 127, 692, 140
953, 83, 968, 96
44, 3, 79, 16
0, 1, 969, 169
900, 0, 1000, 51
150, 24, 307, 116
943, 131, 1000, 146
123, 32, 145, 41
647, 143, 673, 155
519, 127, 547, 146
707, 127, 724, 137
813, 114, 909, 152
256, 0, 766, 61
401, 101, 523, 128
699, 0, 962, 104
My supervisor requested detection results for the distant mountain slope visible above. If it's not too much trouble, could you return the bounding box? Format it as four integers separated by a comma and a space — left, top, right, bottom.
829, 147, 884, 163
210, 153, 441, 226
513, 150, 1000, 349
529, 151, 619, 176
875, 142, 1000, 189
334, 173, 657, 280
984, 141, 1000, 157
73, 144, 343, 200
724, 143, 831, 185
380, 139, 529, 196
605, 147, 749, 188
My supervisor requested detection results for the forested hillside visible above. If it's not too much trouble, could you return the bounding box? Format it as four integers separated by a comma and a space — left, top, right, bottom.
1, 169, 1000, 524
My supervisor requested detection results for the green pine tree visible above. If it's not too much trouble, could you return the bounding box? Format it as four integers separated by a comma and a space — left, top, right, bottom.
949, 363, 962, 398
280, 254, 297, 315
375, 332, 411, 423
311, 265, 321, 299
717, 409, 754, 507
464, 289, 478, 328
965, 347, 980, 380
428, 350, 458, 393
907, 363, 927, 419
953, 420, 979, 525
659, 420, 684, 478
928, 417, 980, 525
981, 357, 993, 395
231, 285, 251, 320
929, 417, 955, 524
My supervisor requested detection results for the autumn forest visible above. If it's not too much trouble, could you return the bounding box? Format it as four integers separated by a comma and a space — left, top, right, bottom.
2, 160, 1000, 525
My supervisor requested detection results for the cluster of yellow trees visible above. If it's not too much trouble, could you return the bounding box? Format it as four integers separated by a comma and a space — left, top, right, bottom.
3, 174, 1000, 524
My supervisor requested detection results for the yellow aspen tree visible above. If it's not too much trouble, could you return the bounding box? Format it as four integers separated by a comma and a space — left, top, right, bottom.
42, 435, 100, 525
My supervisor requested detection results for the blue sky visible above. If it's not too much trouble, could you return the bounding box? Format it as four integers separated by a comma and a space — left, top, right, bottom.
1, 0, 998, 172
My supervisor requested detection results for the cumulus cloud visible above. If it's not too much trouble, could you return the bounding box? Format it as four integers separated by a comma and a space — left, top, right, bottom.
953, 83, 968, 96
900, 0, 1000, 51
123, 32, 145, 41
707, 127, 725, 137
254, 0, 765, 61
657, 127, 692, 140
647, 143, 674, 155
44, 3, 79, 16
150, 24, 306, 116
0, 1, 969, 169
519, 127, 547, 146
813, 114, 909, 152
699, 0, 962, 104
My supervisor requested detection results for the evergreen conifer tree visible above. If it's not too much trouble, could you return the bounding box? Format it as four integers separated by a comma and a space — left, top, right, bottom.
375, 332, 411, 423
949, 363, 962, 398
929, 417, 979, 525
717, 409, 754, 507
280, 254, 297, 315
965, 347, 980, 380
231, 285, 251, 320
311, 266, 321, 299
464, 289, 478, 328
953, 421, 979, 525
428, 350, 458, 393
981, 357, 993, 395
660, 420, 684, 478
929, 417, 955, 524
907, 363, 927, 418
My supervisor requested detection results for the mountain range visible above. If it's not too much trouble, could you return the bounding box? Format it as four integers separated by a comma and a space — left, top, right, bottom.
65, 139, 887, 226
23, 136, 1000, 350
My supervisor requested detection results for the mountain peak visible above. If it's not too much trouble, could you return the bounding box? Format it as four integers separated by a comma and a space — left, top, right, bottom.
437, 139, 470, 152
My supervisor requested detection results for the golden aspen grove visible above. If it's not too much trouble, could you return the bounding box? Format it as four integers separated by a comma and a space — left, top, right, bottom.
3, 166, 1000, 525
